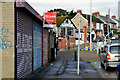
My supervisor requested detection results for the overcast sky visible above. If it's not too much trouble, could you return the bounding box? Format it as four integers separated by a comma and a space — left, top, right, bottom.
26, 0, 120, 19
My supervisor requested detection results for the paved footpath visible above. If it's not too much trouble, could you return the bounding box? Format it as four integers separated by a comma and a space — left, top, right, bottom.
29, 50, 103, 79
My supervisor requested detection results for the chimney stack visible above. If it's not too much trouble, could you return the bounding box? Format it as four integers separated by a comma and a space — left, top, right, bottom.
92, 12, 100, 17
106, 14, 110, 18
77, 10, 82, 14
92, 12, 96, 16
96, 12, 100, 16
112, 16, 116, 19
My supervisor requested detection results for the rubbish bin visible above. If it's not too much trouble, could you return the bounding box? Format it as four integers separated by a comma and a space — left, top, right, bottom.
51, 48, 55, 61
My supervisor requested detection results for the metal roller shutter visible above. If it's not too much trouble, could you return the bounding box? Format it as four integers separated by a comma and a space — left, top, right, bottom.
33, 22, 42, 72
16, 9, 33, 78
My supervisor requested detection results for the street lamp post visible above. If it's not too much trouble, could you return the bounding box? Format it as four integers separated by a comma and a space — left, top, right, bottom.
65, 27, 67, 50
77, 13, 81, 75
90, 0, 92, 51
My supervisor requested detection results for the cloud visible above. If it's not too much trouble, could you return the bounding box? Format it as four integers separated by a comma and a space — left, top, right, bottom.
26, 0, 119, 18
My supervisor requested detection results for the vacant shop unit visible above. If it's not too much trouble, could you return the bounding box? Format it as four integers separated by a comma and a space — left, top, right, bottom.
16, 1, 43, 78
33, 22, 42, 71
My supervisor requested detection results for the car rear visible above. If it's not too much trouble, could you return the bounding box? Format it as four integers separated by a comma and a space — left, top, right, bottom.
107, 44, 120, 67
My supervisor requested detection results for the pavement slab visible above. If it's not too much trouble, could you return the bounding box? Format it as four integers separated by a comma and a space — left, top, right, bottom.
29, 50, 103, 79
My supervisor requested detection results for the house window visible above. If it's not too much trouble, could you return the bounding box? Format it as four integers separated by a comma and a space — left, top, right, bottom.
66, 19, 68, 23
81, 34, 82, 40
99, 24, 101, 29
61, 28, 65, 37
111, 24, 115, 28
60, 27, 74, 37
112, 24, 114, 28
67, 27, 74, 36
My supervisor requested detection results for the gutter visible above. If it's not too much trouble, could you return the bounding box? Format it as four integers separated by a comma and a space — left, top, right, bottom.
16, 0, 42, 21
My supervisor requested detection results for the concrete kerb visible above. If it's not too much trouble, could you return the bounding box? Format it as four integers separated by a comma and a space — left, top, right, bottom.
90, 61, 106, 79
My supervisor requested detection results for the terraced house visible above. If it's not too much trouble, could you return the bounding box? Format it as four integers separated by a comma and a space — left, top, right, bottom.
71, 10, 88, 44
82, 13, 104, 40
111, 16, 120, 32
57, 15, 76, 49
93, 12, 117, 33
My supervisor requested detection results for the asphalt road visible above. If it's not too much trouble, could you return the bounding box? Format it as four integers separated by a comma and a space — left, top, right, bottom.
91, 61, 118, 79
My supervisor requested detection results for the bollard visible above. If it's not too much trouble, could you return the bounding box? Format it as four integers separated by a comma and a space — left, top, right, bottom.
75, 51, 77, 61
98, 49, 100, 57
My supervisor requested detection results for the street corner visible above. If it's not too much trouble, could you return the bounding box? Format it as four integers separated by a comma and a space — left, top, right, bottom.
91, 61, 118, 79
91, 61, 106, 79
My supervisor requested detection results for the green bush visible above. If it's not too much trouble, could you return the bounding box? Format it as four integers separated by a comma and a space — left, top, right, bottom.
113, 31, 120, 34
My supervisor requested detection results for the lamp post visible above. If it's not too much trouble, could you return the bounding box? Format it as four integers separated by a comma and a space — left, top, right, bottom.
90, 0, 92, 51
77, 13, 81, 75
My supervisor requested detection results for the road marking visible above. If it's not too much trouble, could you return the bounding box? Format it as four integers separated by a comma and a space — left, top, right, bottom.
105, 73, 109, 76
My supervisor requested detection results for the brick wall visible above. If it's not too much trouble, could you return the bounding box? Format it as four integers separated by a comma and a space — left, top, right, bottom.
58, 38, 66, 49
93, 23, 96, 29
58, 37, 75, 50
96, 31, 99, 37
1, 2, 15, 78
83, 26, 87, 43
67, 37, 75, 48
43, 29, 49, 66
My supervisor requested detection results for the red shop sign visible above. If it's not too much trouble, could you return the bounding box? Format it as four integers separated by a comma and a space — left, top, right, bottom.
45, 12, 56, 23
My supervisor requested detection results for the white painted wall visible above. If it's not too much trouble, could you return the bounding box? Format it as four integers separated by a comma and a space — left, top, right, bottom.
96, 23, 99, 29
75, 40, 84, 45
75, 33, 84, 45
60, 19, 74, 28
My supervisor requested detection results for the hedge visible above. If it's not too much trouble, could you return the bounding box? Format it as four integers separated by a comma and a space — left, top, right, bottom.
113, 31, 120, 34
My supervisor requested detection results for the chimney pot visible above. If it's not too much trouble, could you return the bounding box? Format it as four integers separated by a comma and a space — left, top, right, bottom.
92, 12, 100, 17
106, 14, 110, 18
112, 16, 116, 19
96, 12, 100, 16
77, 10, 82, 14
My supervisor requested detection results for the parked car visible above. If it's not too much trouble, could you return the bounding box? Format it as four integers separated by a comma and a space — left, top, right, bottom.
100, 43, 120, 71
93, 37, 103, 42
101, 39, 110, 44
116, 64, 120, 80
112, 35, 119, 39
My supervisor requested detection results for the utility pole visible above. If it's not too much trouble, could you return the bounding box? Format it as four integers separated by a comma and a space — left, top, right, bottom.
108, 8, 111, 43
108, 8, 110, 35
65, 27, 67, 50
90, 0, 92, 51
77, 13, 81, 75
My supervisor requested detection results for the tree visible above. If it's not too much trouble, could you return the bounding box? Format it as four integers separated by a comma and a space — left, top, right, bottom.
48, 8, 69, 16
48, 9, 76, 17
